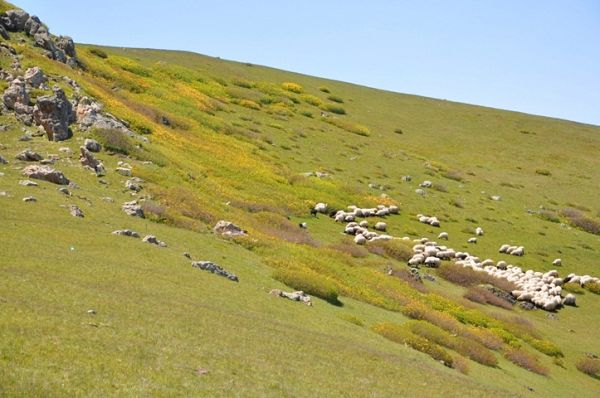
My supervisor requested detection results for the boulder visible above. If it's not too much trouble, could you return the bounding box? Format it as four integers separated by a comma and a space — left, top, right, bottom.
69, 204, 84, 217
22, 164, 69, 185
121, 200, 144, 218
75, 97, 145, 141
79, 146, 105, 176
18, 179, 37, 186
15, 149, 42, 161
33, 86, 73, 141
23, 67, 47, 88
213, 220, 246, 237
0, 25, 8, 40
56, 36, 76, 57
84, 138, 101, 152
270, 289, 312, 306
2, 77, 29, 110
142, 235, 167, 247
1, 9, 30, 31
125, 178, 142, 192
24, 15, 42, 35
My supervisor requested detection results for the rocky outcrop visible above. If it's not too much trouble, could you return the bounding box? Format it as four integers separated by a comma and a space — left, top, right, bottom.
33, 86, 73, 141
192, 261, 239, 282
213, 220, 247, 237
2, 76, 29, 110
22, 164, 69, 185
74, 96, 148, 142
23, 66, 47, 88
0, 9, 78, 66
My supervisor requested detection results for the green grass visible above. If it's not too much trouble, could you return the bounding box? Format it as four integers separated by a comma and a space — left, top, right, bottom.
1, 1, 600, 395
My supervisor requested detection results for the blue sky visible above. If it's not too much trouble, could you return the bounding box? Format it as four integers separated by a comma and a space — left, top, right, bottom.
15, 1, 600, 126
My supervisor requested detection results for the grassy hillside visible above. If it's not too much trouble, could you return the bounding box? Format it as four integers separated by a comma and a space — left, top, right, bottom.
1, 1, 600, 396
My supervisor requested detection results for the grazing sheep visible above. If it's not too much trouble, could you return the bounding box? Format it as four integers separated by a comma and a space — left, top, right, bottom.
552, 258, 562, 266
389, 205, 399, 214
314, 202, 328, 214
468, 237, 477, 244
354, 234, 367, 245
497, 260, 508, 270
475, 227, 484, 236
359, 220, 369, 228
298, 222, 307, 229
424, 256, 441, 267
374, 222, 387, 232
563, 294, 576, 306
499, 244, 510, 253
438, 232, 448, 240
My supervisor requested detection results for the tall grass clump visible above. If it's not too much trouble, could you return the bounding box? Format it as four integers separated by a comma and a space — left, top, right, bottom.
232, 77, 254, 88
88, 47, 108, 59
273, 268, 341, 305
463, 286, 513, 310
282, 82, 303, 94
503, 347, 549, 375
92, 128, 135, 155
323, 104, 346, 115
327, 95, 344, 103
318, 86, 330, 93
576, 356, 600, 378
372, 322, 454, 367
301, 94, 323, 107
437, 263, 517, 292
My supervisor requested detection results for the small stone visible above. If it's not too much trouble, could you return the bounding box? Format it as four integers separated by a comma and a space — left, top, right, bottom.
58, 187, 71, 196
87, 309, 96, 315
213, 220, 246, 237
115, 167, 132, 176
0, 155, 8, 164
121, 200, 144, 217
112, 229, 140, 238
84, 138, 101, 152
22, 196, 36, 202
69, 204, 84, 217
19, 179, 38, 186
142, 235, 166, 247
22, 164, 69, 185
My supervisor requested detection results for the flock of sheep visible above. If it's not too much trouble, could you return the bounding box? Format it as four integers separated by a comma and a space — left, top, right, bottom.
312, 201, 599, 312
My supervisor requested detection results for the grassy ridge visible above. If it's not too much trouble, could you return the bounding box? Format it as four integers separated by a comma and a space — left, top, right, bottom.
1, 2, 600, 395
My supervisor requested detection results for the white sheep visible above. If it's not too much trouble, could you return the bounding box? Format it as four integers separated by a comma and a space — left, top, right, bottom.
468, 237, 477, 244
475, 227, 484, 236
314, 202, 328, 213
438, 232, 448, 240
552, 258, 562, 266
374, 222, 387, 232
354, 234, 367, 245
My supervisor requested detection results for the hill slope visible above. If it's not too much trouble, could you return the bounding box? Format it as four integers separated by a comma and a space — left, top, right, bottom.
1, 2, 599, 396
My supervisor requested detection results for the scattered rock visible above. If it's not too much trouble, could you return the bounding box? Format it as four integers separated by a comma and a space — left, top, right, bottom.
22, 196, 36, 202
79, 146, 105, 176
191, 261, 238, 282
15, 149, 42, 161
112, 229, 140, 238
125, 177, 143, 191
0, 154, 8, 164
160, 115, 170, 126
22, 164, 69, 184
2, 76, 29, 110
69, 204, 84, 217
183, 252, 192, 259
420, 180, 432, 188
18, 179, 37, 186
142, 235, 167, 247
213, 220, 246, 237
490, 195, 502, 201
18, 134, 32, 141
101, 196, 113, 203
269, 289, 312, 306
115, 167, 132, 176
415, 188, 425, 196
33, 86, 73, 141
58, 147, 72, 155
84, 138, 101, 152
121, 200, 144, 218
58, 187, 71, 196
1, 9, 30, 32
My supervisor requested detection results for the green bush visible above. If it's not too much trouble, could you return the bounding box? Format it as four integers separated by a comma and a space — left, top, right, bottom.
92, 128, 134, 155
327, 95, 344, 103
318, 86, 330, 93
535, 168, 551, 176
301, 94, 323, 107
586, 282, 600, 295
323, 104, 346, 115
89, 47, 108, 59
282, 82, 303, 93
367, 239, 413, 262
232, 78, 254, 88
273, 268, 341, 305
